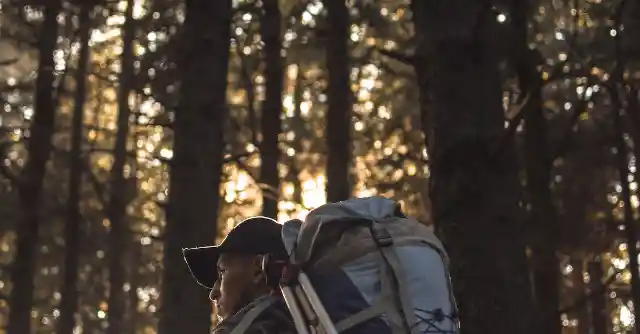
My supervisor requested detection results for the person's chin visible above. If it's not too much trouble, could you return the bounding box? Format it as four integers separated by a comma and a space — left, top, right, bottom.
215, 304, 228, 320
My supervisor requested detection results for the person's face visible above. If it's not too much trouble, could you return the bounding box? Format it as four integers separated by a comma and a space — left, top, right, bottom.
209, 253, 262, 320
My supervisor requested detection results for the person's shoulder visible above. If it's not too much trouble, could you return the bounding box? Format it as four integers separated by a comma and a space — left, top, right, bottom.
245, 300, 296, 334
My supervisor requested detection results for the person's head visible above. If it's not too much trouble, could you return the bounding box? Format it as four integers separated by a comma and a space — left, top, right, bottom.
182, 217, 288, 320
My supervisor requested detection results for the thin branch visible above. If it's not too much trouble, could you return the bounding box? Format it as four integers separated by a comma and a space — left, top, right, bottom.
375, 47, 414, 65
0, 58, 19, 66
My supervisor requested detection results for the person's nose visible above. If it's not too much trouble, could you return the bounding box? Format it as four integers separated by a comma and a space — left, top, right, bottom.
209, 279, 221, 302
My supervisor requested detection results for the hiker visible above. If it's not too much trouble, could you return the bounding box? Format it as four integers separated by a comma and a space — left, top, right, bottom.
183, 216, 296, 334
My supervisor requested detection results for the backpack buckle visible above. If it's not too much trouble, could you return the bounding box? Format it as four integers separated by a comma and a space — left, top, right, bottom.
371, 225, 393, 247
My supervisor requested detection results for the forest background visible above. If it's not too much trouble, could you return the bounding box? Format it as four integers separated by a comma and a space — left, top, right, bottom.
1, 0, 640, 333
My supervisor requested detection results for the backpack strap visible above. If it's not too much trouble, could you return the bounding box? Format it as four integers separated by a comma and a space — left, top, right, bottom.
371, 223, 421, 334
335, 248, 401, 333
229, 296, 277, 334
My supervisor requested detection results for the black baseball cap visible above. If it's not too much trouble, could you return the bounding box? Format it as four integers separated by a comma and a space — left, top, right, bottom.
182, 216, 289, 289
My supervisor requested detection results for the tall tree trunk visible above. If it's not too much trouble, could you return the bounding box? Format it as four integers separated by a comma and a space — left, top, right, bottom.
587, 259, 607, 334
56, 5, 92, 334
158, 0, 232, 332
411, 1, 535, 333
105, 1, 135, 333
627, 86, 640, 165
510, 1, 561, 333
127, 240, 141, 334
7, 3, 61, 334
574, 259, 590, 334
612, 4, 640, 330
324, 0, 351, 202
259, 0, 283, 218
612, 76, 640, 334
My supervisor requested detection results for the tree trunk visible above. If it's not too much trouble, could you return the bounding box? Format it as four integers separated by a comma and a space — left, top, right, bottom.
587, 259, 607, 334
612, 7, 640, 331
411, 1, 535, 333
324, 0, 351, 202
510, 1, 561, 333
157, 0, 231, 332
127, 240, 141, 334
56, 5, 92, 334
627, 86, 640, 165
612, 76, 640, 334
574, 259, 590, 334
7, 3, 61, 334
106, 1, 135, 333
259, 0, 283, 218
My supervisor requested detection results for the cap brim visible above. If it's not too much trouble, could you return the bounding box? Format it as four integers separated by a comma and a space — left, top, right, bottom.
183, 246, 220, 289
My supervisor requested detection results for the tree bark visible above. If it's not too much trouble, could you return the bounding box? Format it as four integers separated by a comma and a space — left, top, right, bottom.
7, 3, 61, 334
587, 259, 607, 334
259, 0, 283, 218
325, 0, 352, 202
105, 1, 136, 333
56, 4, 92, 334
158, 0, 231, 332
510, 1, 561, 333
411, 1, 535, 333
611, 9, 640, 326
612, 73, 640, 334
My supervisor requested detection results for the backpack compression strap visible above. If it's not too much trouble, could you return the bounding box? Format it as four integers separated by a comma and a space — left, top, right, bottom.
372, 223, 421, 334
229, 296, 277, 334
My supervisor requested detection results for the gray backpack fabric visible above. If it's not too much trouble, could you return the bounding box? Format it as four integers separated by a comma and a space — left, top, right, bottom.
281, 196, 459, 334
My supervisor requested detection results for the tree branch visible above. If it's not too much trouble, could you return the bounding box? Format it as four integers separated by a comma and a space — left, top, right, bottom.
0, 58, 19, 66
375, 47, 414, 66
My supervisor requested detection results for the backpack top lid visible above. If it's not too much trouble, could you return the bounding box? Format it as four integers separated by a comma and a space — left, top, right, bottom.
281, 196, 403, 265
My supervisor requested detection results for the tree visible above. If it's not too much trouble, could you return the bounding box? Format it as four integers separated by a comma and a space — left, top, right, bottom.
7, 2, 61, 333
509, 0, 561, 332
411, 1, 535, 333
259, 0, 284, 218
325, 0, 352, 202
105, 0, 136, 332
56, 3, 93, 334
158, 0, 232, 332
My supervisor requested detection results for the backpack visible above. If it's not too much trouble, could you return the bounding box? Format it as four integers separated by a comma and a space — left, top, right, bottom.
279, 196, 459, 334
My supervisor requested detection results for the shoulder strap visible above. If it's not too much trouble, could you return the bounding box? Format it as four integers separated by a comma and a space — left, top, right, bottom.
229, 297, 277, 334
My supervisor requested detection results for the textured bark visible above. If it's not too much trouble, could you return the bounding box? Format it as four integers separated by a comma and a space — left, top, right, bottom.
158, 0, 231, 332
7, 3, 61, 334
325, 0, 352, 202
412, 1, 535, 333
105, 1, 136, 333
587, 260, 607, 334
259, 0, 283, 218
612, 73, 640, 334
56, 5, 92, 334
510, 1, 561, 333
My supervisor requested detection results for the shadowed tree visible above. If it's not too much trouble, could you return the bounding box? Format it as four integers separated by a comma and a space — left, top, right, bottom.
105, 0, 136, 333
411, 0, 535, 333
509, 0, 561, 332
325, 0, 352, 202
259, 0, 283, 218
56, 3, 93, 334
7, 2, 61, 333
158, 0, 232, 332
